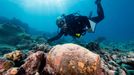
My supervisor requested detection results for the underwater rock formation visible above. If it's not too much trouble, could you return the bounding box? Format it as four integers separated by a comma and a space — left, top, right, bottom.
98, 50, 134, 75
5, 67, 19, 75
7, 43, 101, 75
47, 43, 101, 75
4, 50, 24, 62
35, 36, 48, 44
15, 33, 34, 50
100, 40, 134, 51
0, 45, 13, 56
0, 58, 14, 74
20, 51, 46, 75
0, 16, 53, 51
32, 43, 52, 52
0, 42, 134, 75
4, 50, 26, 67
86, 42, 100, 51
0, 16, 29, 46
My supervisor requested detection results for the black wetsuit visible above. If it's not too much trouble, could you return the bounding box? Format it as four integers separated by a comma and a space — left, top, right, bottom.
48, 2, 104, 42
48, 14, 91, 42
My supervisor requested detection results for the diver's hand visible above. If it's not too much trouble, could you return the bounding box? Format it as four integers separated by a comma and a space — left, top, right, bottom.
95, 0, 101, 4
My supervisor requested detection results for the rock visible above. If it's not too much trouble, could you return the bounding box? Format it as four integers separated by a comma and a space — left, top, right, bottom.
43, 64, 55, 75
20, 51, 46, 75
107, 63, 117, 71
33, 43, 52, 52
4, 50, 25, 67
16, 39, 33, 50
127, 70, 134, 75
121, 58, 134, 66
118, 68, 126, 75
0, 16, 29, 46
103, 53, 112, 62
109, 60, 119, 67
86, 42, 100, 51
113, 48, 121, 52
0, 58, 14, 73
5, 67, 19, 75
47, 43, 101, 75
27, 50, 36, 56
10, 17, 29, 32
14, 67, 25, 75
111, 54, 118, 61
0, 46, 13, 56
94, 37, 106, 44
127, 52, 134, 58
4, 50, 24, 62
121, 64, 134, 70
15, 33, 35, 50
107, 70, 116, 75
35, 36, 47, 44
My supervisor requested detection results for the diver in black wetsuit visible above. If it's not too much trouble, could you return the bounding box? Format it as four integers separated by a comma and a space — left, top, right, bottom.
47, 0, 104, 43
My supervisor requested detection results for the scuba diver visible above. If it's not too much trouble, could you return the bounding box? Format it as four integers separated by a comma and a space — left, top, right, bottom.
47, 0, 104, 43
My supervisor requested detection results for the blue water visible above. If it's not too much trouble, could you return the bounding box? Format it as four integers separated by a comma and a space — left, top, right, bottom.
0, 0, 134, 41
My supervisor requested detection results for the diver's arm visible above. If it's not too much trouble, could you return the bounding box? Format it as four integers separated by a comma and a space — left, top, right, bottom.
90, 0, 104, 23
47, 30, 64, 42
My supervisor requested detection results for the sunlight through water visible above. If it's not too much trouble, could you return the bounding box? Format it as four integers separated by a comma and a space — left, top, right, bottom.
9, 0, 68, 14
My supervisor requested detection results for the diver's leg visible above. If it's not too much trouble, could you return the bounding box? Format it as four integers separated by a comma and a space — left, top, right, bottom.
90, 0, 104, 23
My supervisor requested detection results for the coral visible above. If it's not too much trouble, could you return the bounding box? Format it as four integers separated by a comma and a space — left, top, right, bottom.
16, 39, 34, 50
0, 16, 29, 46
0, 58, 14, 73
100, 40, 134, 51
4, 50, 24, 62
97, 50, 134, 75
35, 36, 47, 44
5, 67, 19, 75
1, 41, 134, 75
13, 44, 101, 75
17, 33, 32, 40
32, 43, 52, 52
20, 51, 46, 75
0, 45, 13, 56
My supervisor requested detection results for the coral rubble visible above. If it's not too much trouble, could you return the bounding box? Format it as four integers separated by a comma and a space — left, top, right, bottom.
0, 42, 134, 75
0, 58, 14, 74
